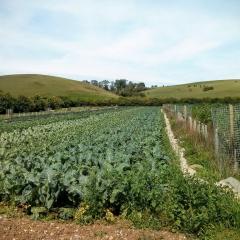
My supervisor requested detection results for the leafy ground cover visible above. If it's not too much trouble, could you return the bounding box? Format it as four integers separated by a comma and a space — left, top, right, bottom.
0, 107, 239, 238
0, 107, 121, 133
168, 112, 240, 239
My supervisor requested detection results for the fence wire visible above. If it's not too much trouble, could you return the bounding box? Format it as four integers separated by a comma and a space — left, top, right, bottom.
212, 104, 240, 169
164, 104, 240, 171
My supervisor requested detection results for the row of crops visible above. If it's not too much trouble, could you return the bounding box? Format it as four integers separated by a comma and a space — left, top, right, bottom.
0, 107, 239, 236
0, 107, 173, 209
0, 107, 120, 133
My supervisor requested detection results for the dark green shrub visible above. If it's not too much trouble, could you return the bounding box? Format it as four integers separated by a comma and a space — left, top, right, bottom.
14, 95, 33, 113
0, 93, 15, 114
203, 86, 214, 92
83, 160, 240, 236
58, 207, 76, 220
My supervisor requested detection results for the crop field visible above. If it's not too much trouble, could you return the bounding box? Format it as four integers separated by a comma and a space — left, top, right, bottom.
0, 107, 240, 238
0, 107, 119, 133
0, 107, 171, 208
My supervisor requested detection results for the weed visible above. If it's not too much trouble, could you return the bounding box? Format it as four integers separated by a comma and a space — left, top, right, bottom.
94, 231, 107, 238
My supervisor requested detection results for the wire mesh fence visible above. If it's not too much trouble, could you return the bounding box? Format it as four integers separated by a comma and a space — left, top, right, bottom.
212, 104, 240, 171
163, 103, 240, 171
0, 106, 117, 121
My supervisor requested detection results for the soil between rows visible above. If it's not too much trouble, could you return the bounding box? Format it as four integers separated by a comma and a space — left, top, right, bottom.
0, 216, 188, 240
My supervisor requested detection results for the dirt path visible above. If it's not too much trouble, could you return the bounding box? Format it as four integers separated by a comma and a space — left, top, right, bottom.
162, 110, 195, 176
0, 216, 187, 240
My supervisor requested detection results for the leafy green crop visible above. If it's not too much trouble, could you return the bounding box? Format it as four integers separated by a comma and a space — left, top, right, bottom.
0, 107, 169, 208
0, 107, 123, 133
0, 107, 239, 237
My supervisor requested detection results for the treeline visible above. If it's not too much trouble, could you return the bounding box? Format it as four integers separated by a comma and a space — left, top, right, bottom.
83, 79, 147, 97
1, 92, 240, 114
0, 93, 68, 114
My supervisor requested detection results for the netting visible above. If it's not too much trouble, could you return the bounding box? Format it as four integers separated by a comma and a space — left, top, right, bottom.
163, 103, 240, 170
212, 104, 240, 169
164, 104, 192, 119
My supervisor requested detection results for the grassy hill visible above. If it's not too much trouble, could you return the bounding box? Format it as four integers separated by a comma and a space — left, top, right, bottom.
0, 74, 117, 101
145, 79, 240, 99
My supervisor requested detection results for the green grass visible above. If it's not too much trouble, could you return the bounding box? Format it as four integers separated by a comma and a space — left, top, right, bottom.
0, 74, 117, 101
145, 79, 240, 99
170, 117, 222, 182
204, 226, 240, 240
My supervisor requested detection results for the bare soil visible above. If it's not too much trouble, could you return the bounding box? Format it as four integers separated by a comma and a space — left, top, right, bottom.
0, 216, 188, 240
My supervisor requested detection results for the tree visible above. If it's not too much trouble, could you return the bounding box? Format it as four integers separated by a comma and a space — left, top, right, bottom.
110, 81, 115, 91
32, 95, 48, 111
82, 80, 90, 84
91, 80, 99, 86
0, 93, 15, 114
115, 79, 127, 93
99, 80, 110, 91
14, 95, 33, 113
48, 96, 64, 109
135, 82, 146, 91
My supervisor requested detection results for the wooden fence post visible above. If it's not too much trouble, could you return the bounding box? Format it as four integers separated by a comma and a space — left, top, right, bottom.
189, 116, 192, 130
214, 128, 222, 170
6, 109, 13, 119
204, 125, 208, 140
197, 121, 200, 134
229, 104, 234, 138
193, 119, 196, 132
229, 104, 238, 169
201, 123, 204, 137
234, 149, 239, 172
214, 128, 219, 157
184, 105, 187, 119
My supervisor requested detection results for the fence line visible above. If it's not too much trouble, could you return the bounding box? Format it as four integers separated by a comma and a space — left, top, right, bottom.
211, 104, 240, 171
163, 104, 240, 172
0, 106, 118, 121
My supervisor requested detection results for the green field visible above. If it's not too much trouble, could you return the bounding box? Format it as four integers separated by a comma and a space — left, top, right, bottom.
0, 107, 239, 238
145, 79, 240, 99
0, 74, 117, 101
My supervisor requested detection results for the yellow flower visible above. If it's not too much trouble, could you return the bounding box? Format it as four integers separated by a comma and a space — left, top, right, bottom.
74, 204, 89, 221
105, 209, 115, 222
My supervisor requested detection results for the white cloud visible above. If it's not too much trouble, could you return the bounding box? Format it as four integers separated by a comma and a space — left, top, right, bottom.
0, 0, 240, 85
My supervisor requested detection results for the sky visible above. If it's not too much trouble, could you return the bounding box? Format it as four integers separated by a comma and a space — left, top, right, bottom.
0, 0, 240, 86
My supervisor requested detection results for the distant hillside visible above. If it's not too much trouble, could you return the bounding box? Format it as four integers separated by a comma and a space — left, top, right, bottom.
145, 79, 240, 99
0, 74, 117, 101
